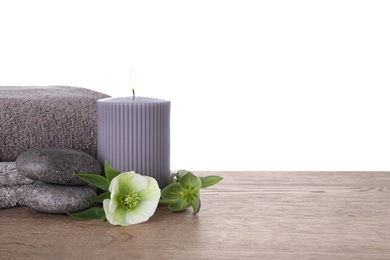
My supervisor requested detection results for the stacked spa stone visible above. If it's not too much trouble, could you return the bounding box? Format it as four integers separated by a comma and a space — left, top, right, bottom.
14, 148, 101, 213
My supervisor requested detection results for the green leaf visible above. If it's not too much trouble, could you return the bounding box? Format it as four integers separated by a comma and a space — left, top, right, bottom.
161, 183, 182, 200
179, 173, 202, 189
76, 174, 110, 190
67, 207, 105, 220
89, 191, 111, 203
104, 161, 121, 182
200, 176, 223, 188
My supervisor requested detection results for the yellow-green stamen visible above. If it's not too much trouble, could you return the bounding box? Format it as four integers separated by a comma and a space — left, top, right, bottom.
120, 191, 140, 209
178, 187, 197, 202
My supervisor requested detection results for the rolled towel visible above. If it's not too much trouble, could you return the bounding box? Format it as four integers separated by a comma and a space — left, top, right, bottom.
0, 86, 110, 161
0, 162, 34, 186
0, 185, 27, 209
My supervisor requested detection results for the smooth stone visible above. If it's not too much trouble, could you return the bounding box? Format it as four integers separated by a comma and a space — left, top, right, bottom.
21, 182, 97, 213
16, 147, 101, 185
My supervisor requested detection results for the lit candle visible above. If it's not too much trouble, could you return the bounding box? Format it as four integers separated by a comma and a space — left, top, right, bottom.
97, 70, 171, 188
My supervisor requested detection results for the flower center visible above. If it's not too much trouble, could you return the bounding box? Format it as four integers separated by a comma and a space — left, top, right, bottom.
120, 191, 141, 210
178, 186, 197, 202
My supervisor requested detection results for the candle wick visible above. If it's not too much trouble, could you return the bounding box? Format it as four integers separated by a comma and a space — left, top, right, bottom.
130, 68, 136, 100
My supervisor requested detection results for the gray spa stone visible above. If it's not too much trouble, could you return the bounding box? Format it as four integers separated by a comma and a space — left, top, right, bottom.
21, 182, 97, 213
16, 147, 101, 185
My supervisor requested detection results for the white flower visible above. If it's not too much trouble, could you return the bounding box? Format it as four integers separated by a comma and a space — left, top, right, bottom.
103, 172, 160, 226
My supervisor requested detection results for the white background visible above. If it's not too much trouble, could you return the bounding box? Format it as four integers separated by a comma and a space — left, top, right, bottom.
1, 1, 389, 171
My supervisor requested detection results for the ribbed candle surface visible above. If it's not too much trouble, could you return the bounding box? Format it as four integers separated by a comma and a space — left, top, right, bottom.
97, 97, 170, 188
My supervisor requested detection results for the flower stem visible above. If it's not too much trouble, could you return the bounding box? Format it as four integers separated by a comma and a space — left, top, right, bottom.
159, 199, 172, 205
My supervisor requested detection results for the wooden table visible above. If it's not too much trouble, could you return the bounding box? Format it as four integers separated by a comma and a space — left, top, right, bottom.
1, 172, 390, 259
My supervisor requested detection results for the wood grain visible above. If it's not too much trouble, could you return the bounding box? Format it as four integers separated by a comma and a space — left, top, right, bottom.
1, 172, 390, 259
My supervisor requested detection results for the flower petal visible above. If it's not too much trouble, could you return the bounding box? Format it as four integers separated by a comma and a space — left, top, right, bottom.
116, 172, 148, 193
128, 173, 149, 192
179, 173, 202, 189
138, 176, 160, 205
167, 198, 191, 211
125, 210, 149, 225
135, 200, 158, 218
161, 183, 182, 200
103, 199, 111, 216
109, 194, 119, 212
103, 199, 128, 226
107, 179, 120, 212
124, 200, 157, 224
115, 172, 135, 194
108, 176, 119, 194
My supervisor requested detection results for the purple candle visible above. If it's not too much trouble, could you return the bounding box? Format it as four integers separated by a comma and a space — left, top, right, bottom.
97, 96, 171, 188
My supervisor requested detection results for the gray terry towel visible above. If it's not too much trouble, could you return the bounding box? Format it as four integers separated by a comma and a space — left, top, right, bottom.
0, 86, 110, 161
0, 185, 27, 209
0, 162, 34, 186
0, 162, 33, 209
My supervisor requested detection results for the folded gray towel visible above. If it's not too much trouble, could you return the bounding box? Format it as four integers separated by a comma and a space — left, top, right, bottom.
0, 185, 27, 209
0, 86, 110, 161
0, 162, 34, 186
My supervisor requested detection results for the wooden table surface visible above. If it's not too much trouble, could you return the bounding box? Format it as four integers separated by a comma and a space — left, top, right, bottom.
1, 171, 390, 259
